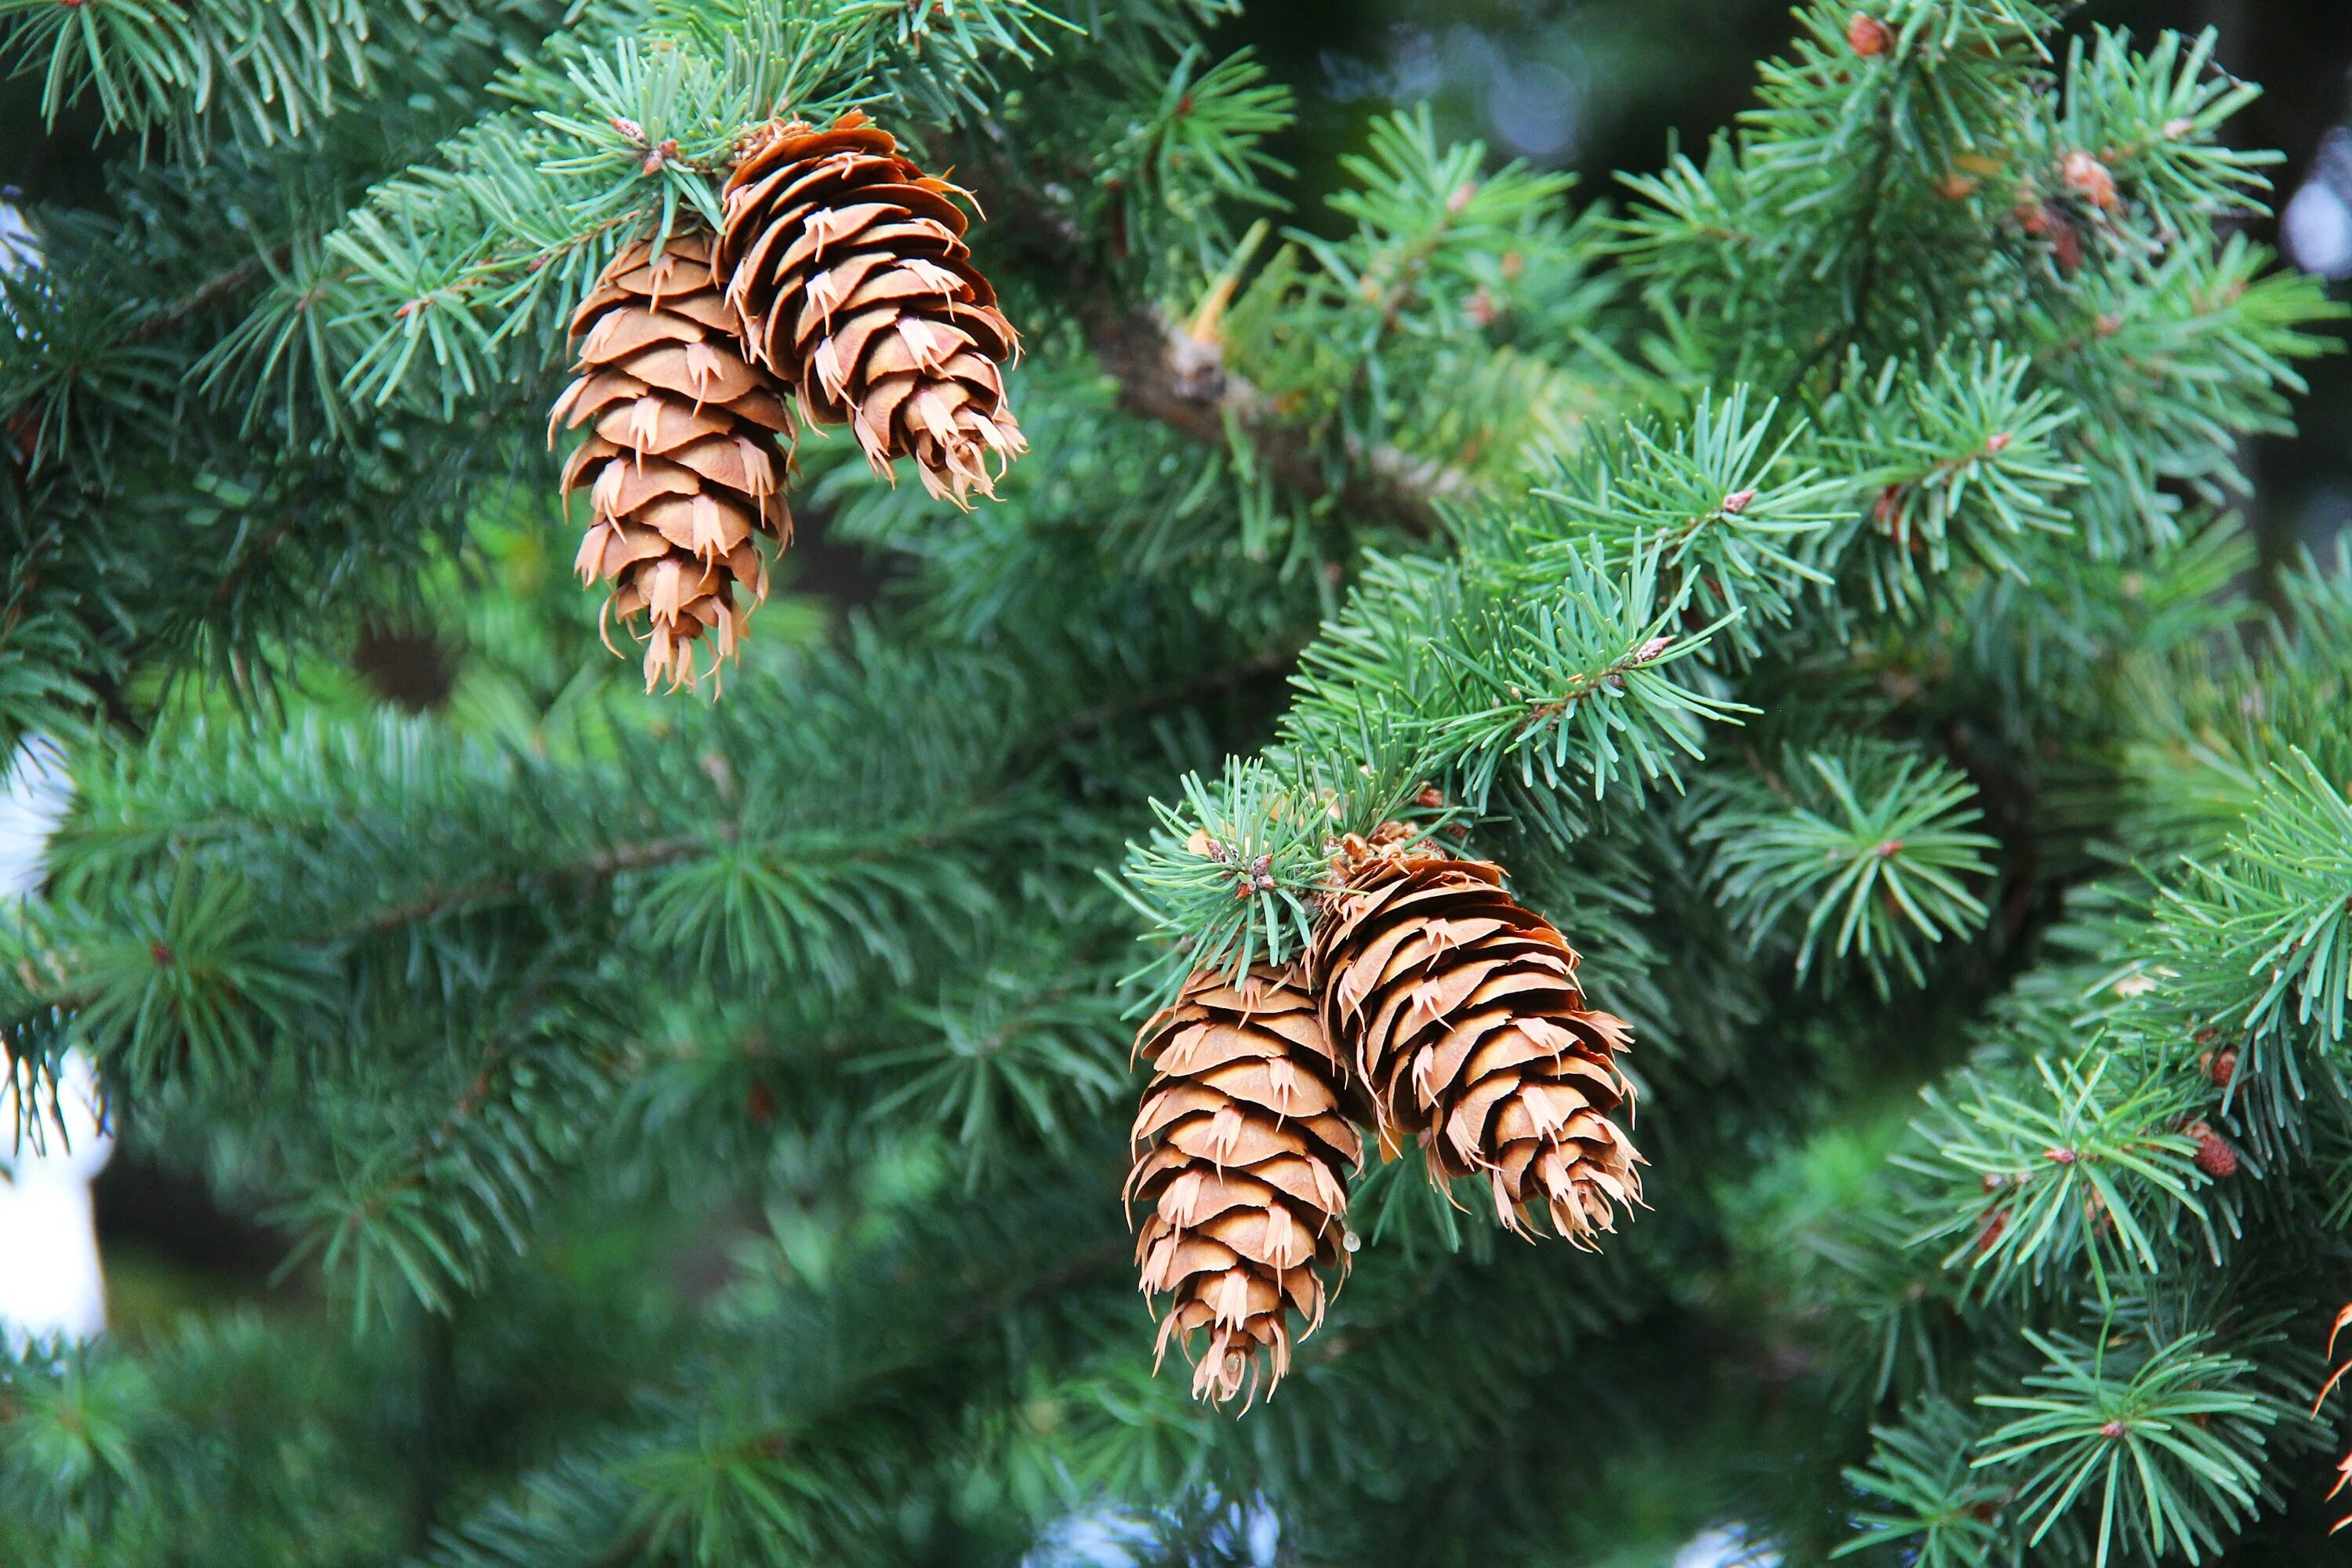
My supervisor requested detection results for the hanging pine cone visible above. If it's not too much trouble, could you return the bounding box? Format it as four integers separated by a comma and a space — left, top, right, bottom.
1127, 965, 1359, 1406
1309, 832, 1643, 1246
2322, 1305, 2352, 1530
716, 110, 1024, 506
550, 228, 793, 691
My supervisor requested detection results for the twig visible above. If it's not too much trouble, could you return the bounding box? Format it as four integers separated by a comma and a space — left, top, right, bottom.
1087, 307, 1465, 536
354, 833, 714, 935
129, 254, 271, 344
942, 134, 1464, 535
1027, 639, 1306, 758
939, 1238, 1127, 1343
1787, 70, 1904, 394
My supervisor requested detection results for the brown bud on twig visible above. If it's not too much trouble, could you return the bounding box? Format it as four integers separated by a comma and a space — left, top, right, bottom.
1846, 13, 1893, 56
2061, 151, 2119, 210
2187, 1120, 2238, 1178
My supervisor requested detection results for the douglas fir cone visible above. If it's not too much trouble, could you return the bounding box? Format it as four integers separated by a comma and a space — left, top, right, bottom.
550, 229, 793, 691
1127, 966, 1359, 1405
717, 110, 1025, 506
1311, 831, 1644, 1245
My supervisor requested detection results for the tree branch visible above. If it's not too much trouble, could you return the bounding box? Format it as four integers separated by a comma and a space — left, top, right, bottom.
1085, 306, 1464, 537
129, 254, 270, 344
354, 834, 713, 935
1025, 638, 1306, 760
946, 134, 1463, 537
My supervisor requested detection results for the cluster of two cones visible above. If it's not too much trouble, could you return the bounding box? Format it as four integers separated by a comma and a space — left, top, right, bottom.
1128, 831, 1646, 1406
551, 112, 1025, 691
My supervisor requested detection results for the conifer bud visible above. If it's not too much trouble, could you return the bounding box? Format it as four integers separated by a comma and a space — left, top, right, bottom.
2061, 151, 2118, 210
2186, 1120, 2238, 1178
1846, 13, 1892, 56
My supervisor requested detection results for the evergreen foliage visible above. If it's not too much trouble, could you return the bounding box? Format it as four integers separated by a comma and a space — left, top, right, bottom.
4, 0, 2351, 1563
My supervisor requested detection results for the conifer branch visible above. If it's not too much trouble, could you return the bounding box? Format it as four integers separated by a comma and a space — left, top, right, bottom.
10, 3, 2352, 1563
1087, 304, 1462, 535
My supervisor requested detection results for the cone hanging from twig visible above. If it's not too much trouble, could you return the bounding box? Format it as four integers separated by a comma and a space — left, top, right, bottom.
550, 228, 793, 692
2317, 1303, 2352, 1530
1308, 829, 1644, 1246
717, 110, 1024, 506
1127, 965, 1359, 1406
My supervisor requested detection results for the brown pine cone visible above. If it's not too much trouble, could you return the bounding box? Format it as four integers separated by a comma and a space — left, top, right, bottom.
1309, 835, 1643, 1246
550, 228, 793, 692
717, 110, 1024, 506
2322, 1305, 2352, 1529
1127, 965, 1359, 1406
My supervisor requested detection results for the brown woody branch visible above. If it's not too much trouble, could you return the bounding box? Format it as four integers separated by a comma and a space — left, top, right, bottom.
942, 132, 1463, 537
1083, 306, 1464, 537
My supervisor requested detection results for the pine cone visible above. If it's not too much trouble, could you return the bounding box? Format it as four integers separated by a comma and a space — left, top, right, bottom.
1309, 835, 1643, 1246
2323, 1304, 2352, 1530
1127, 965, 1359, 1406
550, 229, 793, 692
717, 110, 1024, 506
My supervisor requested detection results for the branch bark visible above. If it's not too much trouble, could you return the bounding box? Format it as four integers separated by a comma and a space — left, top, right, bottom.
1084, 306, 1464, 537
129, 253, 270, 344
942, 132, 1463, 536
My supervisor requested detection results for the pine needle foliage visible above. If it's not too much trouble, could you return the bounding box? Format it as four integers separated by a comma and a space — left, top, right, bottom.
5, 0, 2352, 1564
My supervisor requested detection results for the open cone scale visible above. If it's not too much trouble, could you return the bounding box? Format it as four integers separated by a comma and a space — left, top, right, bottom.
1127, 965, 1358, 1406
550, 228, 793, 692
2320, 1303, 2352, 1531
1309, 831, 1644, 1245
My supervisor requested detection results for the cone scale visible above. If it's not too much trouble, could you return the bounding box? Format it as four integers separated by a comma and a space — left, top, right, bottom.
1127, 966, 1358, 1406
550, 229, 793, 692
1308, 833, 1645, 1246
